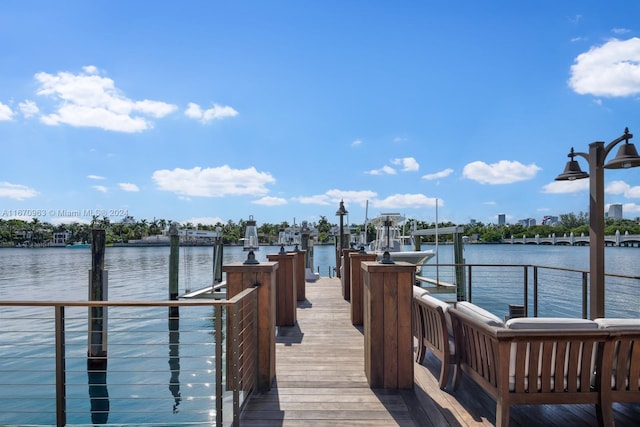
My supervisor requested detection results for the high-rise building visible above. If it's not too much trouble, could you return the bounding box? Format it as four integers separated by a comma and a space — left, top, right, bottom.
498, 214, 506, 225
608, 203, 623, 220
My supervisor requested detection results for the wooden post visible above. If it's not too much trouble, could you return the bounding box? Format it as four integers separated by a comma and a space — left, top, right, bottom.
349, 252, 377, 325
88, 228, 109, 422
362, 261, 415, 389
291, 249, 306, 301
212, 227, 223, 284
167, 222, 181, 412
266, 252, 297, 326
223, 261, 278, 392
341, 248, 358, 301
88, 229, 108, 360
169, 223, 180, 317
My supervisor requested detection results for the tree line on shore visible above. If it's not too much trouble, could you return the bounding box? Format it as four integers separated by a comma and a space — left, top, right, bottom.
1, 212, 640, 247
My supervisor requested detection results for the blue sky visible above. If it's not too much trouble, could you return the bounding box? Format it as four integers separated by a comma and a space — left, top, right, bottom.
2, 1, 640, 228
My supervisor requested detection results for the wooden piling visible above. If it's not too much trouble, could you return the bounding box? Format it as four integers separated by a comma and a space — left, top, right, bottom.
169, 223, 179, 303
88, 229, 107, 360
88, 228, 109, 421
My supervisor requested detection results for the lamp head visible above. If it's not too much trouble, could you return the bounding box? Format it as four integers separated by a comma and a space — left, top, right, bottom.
335, 199, 348, 216
604, 129, 640, 169
556, 147, 589, 181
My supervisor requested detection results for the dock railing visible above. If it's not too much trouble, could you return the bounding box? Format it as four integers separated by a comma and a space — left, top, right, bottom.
0, 287, 258, 427
418, 263, 640, 320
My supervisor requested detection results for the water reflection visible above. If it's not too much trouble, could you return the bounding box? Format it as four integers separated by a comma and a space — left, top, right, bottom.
88, 358, 109, 424
169, 309, 181, 413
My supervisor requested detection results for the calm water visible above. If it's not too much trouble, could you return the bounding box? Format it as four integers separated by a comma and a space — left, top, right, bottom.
0, 243, 639, 424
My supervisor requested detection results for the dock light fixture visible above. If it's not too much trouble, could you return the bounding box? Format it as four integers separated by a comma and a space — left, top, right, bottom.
243, 215, 259, 251
379, 250, 395, 264
383, 216, 393, 251
244, 250, 260, 265
555, 127, 640, 319
335, 200, 348, 252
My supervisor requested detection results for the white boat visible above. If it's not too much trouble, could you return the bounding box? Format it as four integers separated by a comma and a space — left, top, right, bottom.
367, 213, 435, 266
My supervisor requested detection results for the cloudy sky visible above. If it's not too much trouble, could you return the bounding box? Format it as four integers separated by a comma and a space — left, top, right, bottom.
2, 1, 640, 227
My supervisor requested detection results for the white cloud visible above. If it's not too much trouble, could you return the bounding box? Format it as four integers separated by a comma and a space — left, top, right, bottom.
606, 180, 630, 195
422, 168, 454, 180
569, 37, 640, 97
351, 139, 362, 147
542, 179, 589, 194
119, 182, 139, 192
612, 28, 631, 35
18, 100, 39, 118
92, 185, 108, 193
0, 102, 14, 120
367, 165, 396, 175
294, 195, 333, 205
152, 165, 275, 197
391, 157, 419, 172
293, 189, 377, 207
605, 180, 640, 198
372, 193, 439, 209
34, 66, 178, 132
184, 216, 225, 226
325, 189, 377, 207
622, 203, 640, 213
49, 217, 91, 226
0, 182, 38, 200
252, 196, 288, 206
185, 102, 238, 123
87, 175, 105, 180
462, 160, 541, 184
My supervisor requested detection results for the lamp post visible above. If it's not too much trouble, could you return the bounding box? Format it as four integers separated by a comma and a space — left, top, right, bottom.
335, 200, 348, 278
556, 128, 640, 319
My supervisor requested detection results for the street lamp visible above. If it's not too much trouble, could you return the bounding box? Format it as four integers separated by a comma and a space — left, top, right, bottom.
555, 127, 640, 319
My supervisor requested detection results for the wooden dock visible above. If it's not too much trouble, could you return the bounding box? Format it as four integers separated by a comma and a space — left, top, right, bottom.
240, 277, 640, 426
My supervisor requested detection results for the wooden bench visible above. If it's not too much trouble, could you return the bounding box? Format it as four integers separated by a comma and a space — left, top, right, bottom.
448, 309, 611, 427
594, 320, 640, 425
412, 287, 456, 389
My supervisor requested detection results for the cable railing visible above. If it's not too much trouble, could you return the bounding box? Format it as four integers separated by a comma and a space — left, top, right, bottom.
0, 287, 258, 427
418, 263, 640, 320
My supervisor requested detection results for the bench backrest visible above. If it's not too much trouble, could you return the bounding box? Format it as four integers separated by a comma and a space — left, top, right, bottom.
449, 308, 610, 396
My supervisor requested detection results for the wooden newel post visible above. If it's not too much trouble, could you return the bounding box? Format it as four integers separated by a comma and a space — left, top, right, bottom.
89, 229, 108, 362
349, 251, 377, 325
223, 259, 278, 392
341, 248, 358, 301
267, 251, 297, 326
290, 248, 306, 301
362, 261, 415, 389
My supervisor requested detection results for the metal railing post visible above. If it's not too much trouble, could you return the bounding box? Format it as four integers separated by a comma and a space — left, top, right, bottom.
582, 272, 589, 319
467, 265, 472, 302
215, 305, 223, 427
528, 266, 533, 317
230, 302, 240, 426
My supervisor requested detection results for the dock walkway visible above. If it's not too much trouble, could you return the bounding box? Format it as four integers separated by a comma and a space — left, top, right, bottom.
240, 277, 640, 426
240, 277, 424, 426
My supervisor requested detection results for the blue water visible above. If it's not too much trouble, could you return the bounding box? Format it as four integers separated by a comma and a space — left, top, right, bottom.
1, 243, 639, 425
